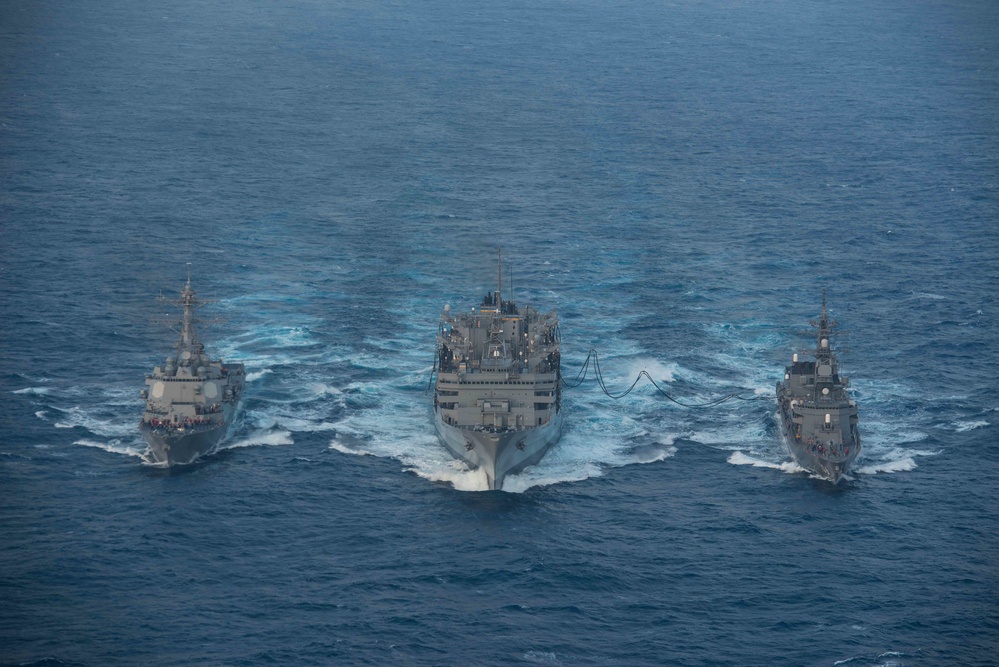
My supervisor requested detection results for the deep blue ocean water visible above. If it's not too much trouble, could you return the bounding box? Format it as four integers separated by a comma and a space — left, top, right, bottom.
2, 1, 998, 665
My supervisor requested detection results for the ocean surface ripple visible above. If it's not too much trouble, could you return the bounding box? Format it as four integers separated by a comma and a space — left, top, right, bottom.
2, 1, 997, 665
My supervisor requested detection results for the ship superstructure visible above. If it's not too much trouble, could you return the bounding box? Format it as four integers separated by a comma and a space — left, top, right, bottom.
776, 291, 860, 483
433, 252, 562, 490
139, 270, 244, 465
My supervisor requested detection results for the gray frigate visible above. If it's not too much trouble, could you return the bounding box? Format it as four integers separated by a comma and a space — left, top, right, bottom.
433, 252, 562, 490
139, 271, 245, 465
776, 291, 860, 483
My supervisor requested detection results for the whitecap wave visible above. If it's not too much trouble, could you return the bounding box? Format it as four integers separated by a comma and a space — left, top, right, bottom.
12, 386, 51, 395
245, 368, 272, 382
689, 418, 772, 449
35, 410, 47, 420
306, 382, 343, 399
628, 442, 678, 464
329, 439, 376, 457
406, 460, 494, 492
233, 325, 318, 349
52, 406, 136, 438
243, 394, 343, 434
224, 429, 294, 449
954, 419, 988, 432
727, 451, 805, 474
74, 438, 147, 458
275, 418, 337, 433
856, 458, 917, 474
906, 448, 942, 457
624, 357, 677, 384
523, 650, 559, 664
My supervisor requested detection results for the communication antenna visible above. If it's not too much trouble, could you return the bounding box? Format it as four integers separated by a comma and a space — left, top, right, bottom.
510, 262, 514, 305
496, 246, 502, 305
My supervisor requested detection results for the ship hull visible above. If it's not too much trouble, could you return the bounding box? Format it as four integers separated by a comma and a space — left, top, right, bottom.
142, 420, 233, 466
780, 430, 858, 483
776, 409, 859, 484
434, 409, 563, 490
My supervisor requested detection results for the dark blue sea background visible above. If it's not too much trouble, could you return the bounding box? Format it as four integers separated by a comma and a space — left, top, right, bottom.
2, 1, 997, 665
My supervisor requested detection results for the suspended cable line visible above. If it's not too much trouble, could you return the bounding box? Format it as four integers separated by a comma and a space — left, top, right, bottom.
562, 349, 771, 407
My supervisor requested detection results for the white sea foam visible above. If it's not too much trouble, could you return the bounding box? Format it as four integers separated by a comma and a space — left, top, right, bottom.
727, 451, 806, 474
74, 438, 146, 458
350, 351, 406, 372
12, 386, 51, 395
689, 417, 771, 449
214, 321, 343, 372
96, 385, 141, 406
224, 429, 294, 449
35, 410, 47, 420
276, 418, 337, 433
237, 325, 318, 348
52, 406, 135, 438
632, 445, 677, 464
523, 650, 559, 664
306, 382, 343, 399
244, 387, 344, 433
624, 357, 677, 384
407, 460, 493, 492
906, 448, 942, 457
245, 368, 272, 382
856, 458, 917, 475
954, 419, 988, 432
328, 439, 376, 457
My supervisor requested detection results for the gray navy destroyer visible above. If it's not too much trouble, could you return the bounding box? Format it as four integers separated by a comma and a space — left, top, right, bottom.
776, 291, 860, 483
139, 271, 245, 465
433, 253, 562, 490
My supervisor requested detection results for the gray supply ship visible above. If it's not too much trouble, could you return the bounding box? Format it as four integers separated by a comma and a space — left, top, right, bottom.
776, 291, 860, 483
433, 252, 562, 490
139, 270, 245, 465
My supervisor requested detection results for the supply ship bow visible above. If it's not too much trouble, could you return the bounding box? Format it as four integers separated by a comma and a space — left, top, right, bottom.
433, 253, 562, 490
